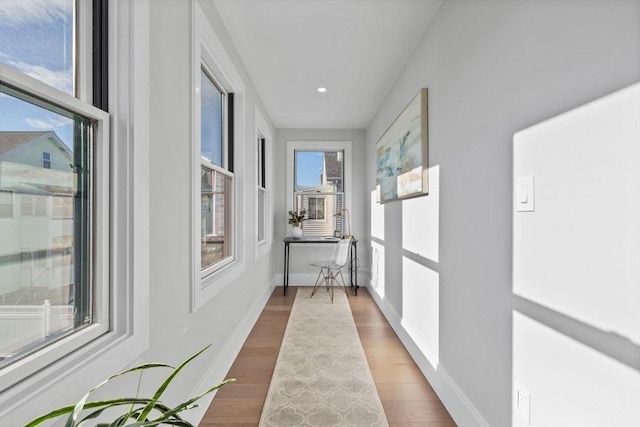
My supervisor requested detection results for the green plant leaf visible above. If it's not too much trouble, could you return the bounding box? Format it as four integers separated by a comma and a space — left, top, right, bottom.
135, 345, 211, 422
65, 363, 173, 427
107, 411, 139, 427
116, 370, 144, 427
103, 401, 187, 427
26, 398, 152, 427
81, 405, 147, 427
128, 378, 235, 427
26, 346, 234, 427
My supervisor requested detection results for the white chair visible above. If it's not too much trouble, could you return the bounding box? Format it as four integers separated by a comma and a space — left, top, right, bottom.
310, 238, 352, 303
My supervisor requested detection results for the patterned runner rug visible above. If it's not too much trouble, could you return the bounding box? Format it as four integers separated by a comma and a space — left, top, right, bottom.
259, 287, 388, 427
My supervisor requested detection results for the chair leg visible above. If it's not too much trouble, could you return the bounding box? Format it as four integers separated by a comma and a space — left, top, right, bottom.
311, 267, 348, 304
320, 269, 348, 304
311, 267, 328, 297
328, 272, 334, 304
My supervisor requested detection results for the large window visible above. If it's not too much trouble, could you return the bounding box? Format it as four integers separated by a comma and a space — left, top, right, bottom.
200, 68, 234, 274
287, 141, 352, 238
0, 0, 109, 380
192, 2, 245, 310
294, 149, 345, 236
0, 1, 148, 422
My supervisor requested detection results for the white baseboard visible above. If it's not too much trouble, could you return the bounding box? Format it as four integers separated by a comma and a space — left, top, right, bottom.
188, 280, 277, 424
366, 285, 489, 427
438, 365, 491, 427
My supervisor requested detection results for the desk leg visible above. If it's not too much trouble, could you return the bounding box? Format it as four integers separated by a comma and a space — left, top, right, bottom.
348, 244, 357, 296
283, 243, 289, 296
352, 242, 358, 295
355, 242, 358, 295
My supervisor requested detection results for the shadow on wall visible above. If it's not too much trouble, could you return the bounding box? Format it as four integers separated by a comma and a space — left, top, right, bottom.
511, 83, 640, 426
370, 165, 441, 369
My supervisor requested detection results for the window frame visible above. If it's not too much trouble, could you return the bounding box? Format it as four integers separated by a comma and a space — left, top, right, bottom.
307, 196, 326, 221
42, 151, 52, 169
191, 2, 246, 311
254, 106, 272, 260
0, 61, 110, 393
286, 141, 352, 237
199, 66, 235, 276
257, 135, 266, 244
0, 0, 150, 419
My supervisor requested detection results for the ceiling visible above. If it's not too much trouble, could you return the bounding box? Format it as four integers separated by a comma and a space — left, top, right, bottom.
213, 0, 442, 129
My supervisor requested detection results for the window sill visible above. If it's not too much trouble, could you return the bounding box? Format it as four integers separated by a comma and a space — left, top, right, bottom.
0, 324, 148, 421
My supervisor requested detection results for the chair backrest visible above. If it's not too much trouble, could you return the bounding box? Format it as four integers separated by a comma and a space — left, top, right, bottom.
330, 238, 352, 268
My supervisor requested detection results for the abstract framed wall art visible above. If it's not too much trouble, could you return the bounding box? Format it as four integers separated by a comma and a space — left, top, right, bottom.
376, 88, 428, 203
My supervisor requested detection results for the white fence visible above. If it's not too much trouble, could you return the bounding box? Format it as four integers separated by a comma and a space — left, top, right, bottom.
0, 300, 74, 356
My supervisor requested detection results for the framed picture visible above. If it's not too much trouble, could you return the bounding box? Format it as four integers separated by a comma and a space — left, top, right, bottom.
376, 88, 428, 203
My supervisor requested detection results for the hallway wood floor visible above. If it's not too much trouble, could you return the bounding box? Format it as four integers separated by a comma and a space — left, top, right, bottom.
200, 286, 456, 426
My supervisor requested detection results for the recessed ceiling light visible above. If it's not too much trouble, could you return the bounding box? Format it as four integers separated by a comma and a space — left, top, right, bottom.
317, 87, 327, 93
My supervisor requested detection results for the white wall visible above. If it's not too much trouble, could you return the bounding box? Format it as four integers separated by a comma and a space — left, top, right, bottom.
272, 129, 367, 286
142, 0, 277, 420
364, 1, 640, 426
513, 83, 640, 344
512, 83, 640, 426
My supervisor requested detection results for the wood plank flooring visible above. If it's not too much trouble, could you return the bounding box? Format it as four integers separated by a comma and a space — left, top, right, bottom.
200, 286, 456, 426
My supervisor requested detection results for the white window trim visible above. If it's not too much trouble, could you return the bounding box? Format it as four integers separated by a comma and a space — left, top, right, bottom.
307, 195, 327, 221
200, 161, 235, 276
0, 62, 110, 387
255, 106, 272, 261
0, 1, 150, 422
191, 2, 246, 312
75, 0, 93, 102
286, 141, 352, 237
42, 151, 52, 169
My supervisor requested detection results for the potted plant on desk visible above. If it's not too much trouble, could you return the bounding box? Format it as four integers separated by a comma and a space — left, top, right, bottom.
288, 209, 307, 238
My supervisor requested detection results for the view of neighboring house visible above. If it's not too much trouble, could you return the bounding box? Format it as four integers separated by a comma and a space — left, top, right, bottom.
0, 131, 75, 358
295, 150, 344, 236
200, 168, 230, 268
322, 151, 343, 193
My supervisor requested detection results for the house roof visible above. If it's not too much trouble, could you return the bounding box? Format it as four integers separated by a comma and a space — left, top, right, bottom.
0, 131, 51, 155
324, 152, 342, 179
0, 131, 72, 161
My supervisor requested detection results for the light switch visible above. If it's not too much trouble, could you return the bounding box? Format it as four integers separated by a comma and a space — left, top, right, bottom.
519, 180, 528, 203
515, 385, 531, 424
516, 176, 535, 212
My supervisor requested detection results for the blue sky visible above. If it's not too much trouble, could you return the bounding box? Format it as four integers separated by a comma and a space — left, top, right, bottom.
201, 70, 223, 166
296, 151, 324, 188
0, 0, 74, 147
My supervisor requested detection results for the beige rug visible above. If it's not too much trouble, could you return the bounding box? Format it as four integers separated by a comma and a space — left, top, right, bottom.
259, 287, 389, 427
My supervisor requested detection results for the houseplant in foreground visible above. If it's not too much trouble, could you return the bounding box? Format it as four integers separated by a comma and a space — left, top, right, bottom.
25, 344, 234, 427
288, 209, 307, 238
